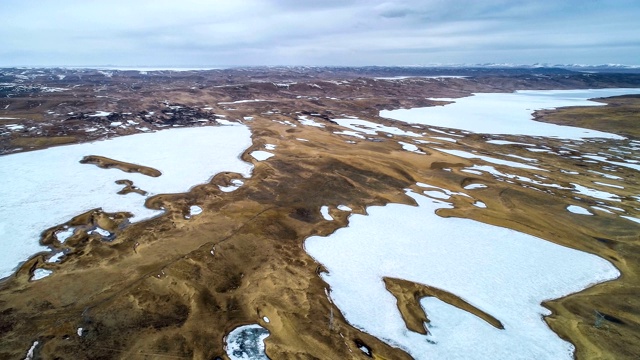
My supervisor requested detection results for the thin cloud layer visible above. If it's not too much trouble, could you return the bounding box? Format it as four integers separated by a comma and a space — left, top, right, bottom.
0, 0, 638, 66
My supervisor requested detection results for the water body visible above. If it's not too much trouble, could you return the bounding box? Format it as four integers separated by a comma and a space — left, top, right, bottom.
380, 88, 640, 139
225, 324, 270, 360
305, 190, 619, 360
0, 125, 253, 279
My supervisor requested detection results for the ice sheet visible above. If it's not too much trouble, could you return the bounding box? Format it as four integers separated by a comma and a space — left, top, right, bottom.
305, 190, 618, 360
0, 126, 254, 279
381, 89, 640, 139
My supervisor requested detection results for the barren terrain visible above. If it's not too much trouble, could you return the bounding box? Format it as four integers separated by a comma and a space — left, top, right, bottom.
1, 67, 639, 359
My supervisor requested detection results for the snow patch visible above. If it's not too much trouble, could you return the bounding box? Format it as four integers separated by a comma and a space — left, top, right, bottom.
320, 206, 333, 221
567, 205, 593, 216
31, 269, 53, 281
250, 151, 274, 161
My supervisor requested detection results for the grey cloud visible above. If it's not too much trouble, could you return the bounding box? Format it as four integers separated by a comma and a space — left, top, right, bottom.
0, 0, 638, 66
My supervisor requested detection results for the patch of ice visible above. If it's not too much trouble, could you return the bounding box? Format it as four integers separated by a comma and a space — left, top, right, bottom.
243, 116, 254, 121
31, 269, 52, 281
527, 148, 551, 153
381, 88, 640, 139
250, 151, 274, 161
77, 327, 84, 336
359, 344, 371, 356
464, 184, 487, 190
621, 216, 640, 224
583, 155, 640, 172
486, 140, 535, 146
461, 169, 483, 175
225, 324, 270, 360
219, 99, 269, 105
432, 136, 457, 143
298, 115, 325, 128
109, 121, 123, 127
473, 201, 487, 208
296, 138, 309, 142
337, 205, 352, 212
24, 341, 38, 360
6, 124, 25, 131
0, 126, 254, 279
600, 205, 625, 213
428, 128, 463, 137
333, 118, 421, 137
571, 183, 621, 202
89, 111, 112, 117
40, 87, 69, 93
56, 227, 75, 243
47, 252, 64, 263
304, 190, 619, 360
436, 148, 543, 171
216, 119, 237, 126
588, 171, 622, 180
590, 206, 613, 214
560, 170, 579, 175
263, 316, 270, 323
567, 205, 593, 215
469, 165, 569, 190
504, 154, 538, 162
320, 206, 333, 221
189, 205, 203, 216
264, 144, 276, 151
398, 141, 425, 154
593, 181, 624, 189
92, 227, 111, 237
272, 120, 297, 127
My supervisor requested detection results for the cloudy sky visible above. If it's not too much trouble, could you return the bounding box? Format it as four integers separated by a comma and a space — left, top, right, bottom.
1, 0, 639, 67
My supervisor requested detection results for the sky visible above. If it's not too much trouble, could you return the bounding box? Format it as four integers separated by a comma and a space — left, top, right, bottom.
1, 0, 639, 67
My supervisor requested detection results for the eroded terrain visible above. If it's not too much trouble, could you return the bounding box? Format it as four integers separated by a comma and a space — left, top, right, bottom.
1, 67, 639, 359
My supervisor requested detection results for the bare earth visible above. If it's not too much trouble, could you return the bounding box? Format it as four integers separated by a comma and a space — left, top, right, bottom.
1, 67, 639, 359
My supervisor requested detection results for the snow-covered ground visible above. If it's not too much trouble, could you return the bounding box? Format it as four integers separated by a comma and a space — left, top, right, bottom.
305, 189, 619, 360
380, 88, 640, 139
0, 125, 253, 279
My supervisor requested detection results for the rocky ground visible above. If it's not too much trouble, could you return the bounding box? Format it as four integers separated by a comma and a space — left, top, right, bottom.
0, 67, 639, 359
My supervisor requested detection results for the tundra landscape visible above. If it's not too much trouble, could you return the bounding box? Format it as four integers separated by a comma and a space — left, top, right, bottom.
0, 66, 639, 359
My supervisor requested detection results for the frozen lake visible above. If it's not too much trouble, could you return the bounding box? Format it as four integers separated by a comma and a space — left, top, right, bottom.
305, 189, 619, 360
0, 125, 253, 279
380, 88, 640, 139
